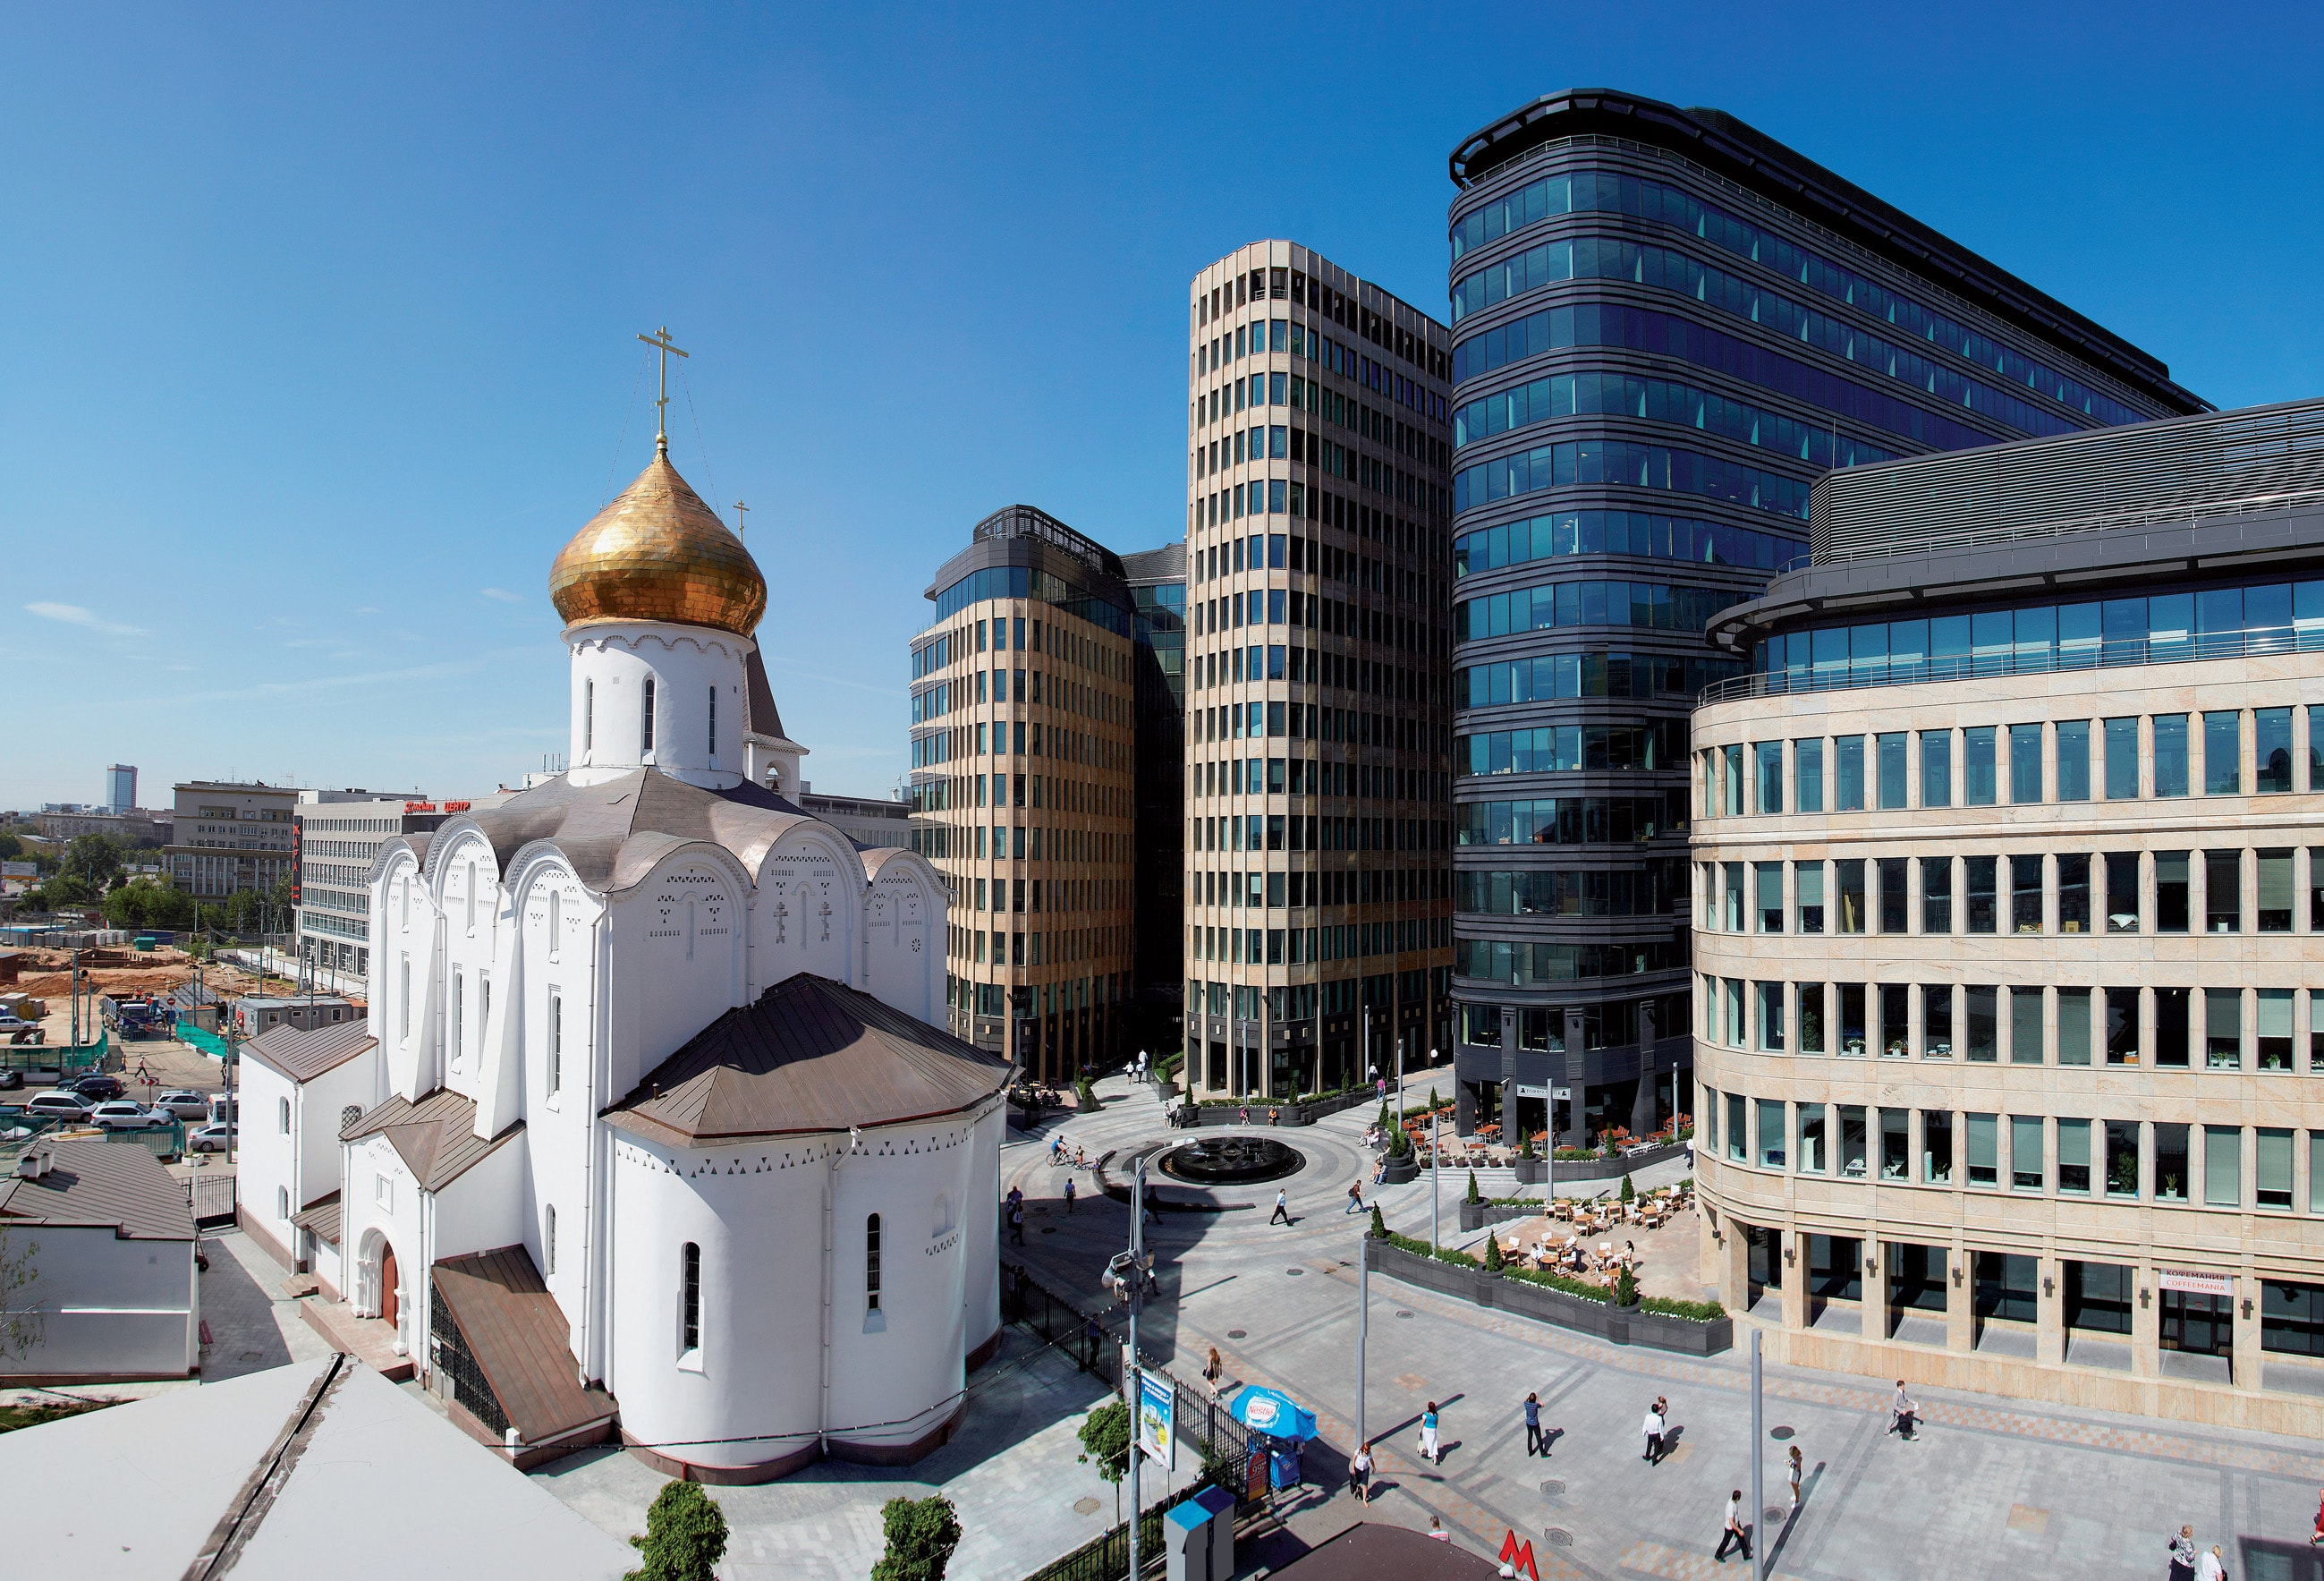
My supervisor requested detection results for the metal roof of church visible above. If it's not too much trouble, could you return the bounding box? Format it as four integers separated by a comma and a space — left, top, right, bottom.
243, 1019, 376, 1084
342, 1087, 522, 1192
603, 973, 1014, 1143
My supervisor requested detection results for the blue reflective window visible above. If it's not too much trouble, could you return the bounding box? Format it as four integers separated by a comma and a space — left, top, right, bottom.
2154, 715, 2191, 797
1852, 623, 1888, 684
1887, 619, 1928, 682
2014, 606, 2056, 671
1964, 727, 1997, 806
1972, 610, 2013, 675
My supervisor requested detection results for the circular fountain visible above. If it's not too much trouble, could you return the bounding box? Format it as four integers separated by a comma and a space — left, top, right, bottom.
1156, 1134, 1306, 1186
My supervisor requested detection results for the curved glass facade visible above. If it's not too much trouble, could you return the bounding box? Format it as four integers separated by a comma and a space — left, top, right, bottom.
1445, 100, 2194, 1153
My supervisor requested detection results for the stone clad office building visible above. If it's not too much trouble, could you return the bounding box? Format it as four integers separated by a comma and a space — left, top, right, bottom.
1692, 398, 2324, 1432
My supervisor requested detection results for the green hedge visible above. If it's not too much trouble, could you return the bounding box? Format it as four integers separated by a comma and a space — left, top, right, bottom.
1377, 1228, 1726, 1321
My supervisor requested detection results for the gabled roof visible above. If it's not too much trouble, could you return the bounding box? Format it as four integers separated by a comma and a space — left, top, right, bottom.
743, 646, 790, 744
604, 973, 1013, 1144
343, 1088, 521, 1192
243, 1020, 376, 1084
431, 1245, 616, 1446
0, 1140, 197, 1240
400, 769, 836, 896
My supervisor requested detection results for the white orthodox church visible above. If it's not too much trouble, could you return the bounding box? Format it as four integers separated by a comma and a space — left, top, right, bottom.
237, 431, 1010, 1481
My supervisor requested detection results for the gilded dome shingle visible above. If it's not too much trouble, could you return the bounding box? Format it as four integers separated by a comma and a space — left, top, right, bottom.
549, 447, 766, 636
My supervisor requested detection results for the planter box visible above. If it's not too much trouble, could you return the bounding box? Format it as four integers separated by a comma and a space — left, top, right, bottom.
1363, 1238, 1730, 1356
1456, 1201, 1535, 1232
1377, 1156, 1419, 1186
1510, 1158, 1546, 1185
1539, 1141, 1692, 1183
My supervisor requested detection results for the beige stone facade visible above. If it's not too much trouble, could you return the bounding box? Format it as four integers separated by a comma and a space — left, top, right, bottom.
1691, 653, 2324, 1433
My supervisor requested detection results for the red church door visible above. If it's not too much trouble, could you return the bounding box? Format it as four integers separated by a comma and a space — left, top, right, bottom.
380, 1243, 400, 1328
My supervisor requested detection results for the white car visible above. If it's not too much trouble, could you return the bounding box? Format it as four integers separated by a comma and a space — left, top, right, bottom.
189, 1122, 233, 1153
156, 1090, 211, 1122
21, 1091, 93, 1119
89, 1101, 170, 1132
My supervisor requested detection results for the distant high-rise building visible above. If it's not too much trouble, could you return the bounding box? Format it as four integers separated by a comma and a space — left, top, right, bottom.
105, 765, 136, 813
1182, 242, 1456, 1098
1441, 89, 2209, 1147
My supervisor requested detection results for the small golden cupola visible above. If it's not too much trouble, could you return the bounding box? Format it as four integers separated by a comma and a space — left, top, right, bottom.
548, 438, 767, 638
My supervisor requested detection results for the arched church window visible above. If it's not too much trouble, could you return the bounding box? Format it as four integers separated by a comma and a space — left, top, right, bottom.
865, 1214, 882, 1313
547, 889, 562, 962
680, 1243, 701, 1355
584, 680, 595, 753
641, 677, 657, 753
398, 958, 411, 1043
545, 1203, 557, 1276
708, 684, 717, 758
278, 1097, 291, 1135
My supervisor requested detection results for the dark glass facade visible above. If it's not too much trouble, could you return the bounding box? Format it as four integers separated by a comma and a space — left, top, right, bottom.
1443, 89, 2204, 1146
1124, 543, 1188, 1058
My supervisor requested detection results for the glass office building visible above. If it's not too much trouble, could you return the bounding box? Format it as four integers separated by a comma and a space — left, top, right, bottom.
1183, 241, 1455, 1097
1124, 544, 1189, 1059
1443, 89, 2206, 1146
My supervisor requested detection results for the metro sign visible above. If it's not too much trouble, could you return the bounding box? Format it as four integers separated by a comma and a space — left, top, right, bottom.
1498, 1530, 1540, 1581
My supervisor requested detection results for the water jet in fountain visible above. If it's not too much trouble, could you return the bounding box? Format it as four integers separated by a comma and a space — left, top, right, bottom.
1157, 1135, 1306, 1185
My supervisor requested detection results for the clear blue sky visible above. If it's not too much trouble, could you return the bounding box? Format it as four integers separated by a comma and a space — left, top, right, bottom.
4, 2, 2318, 810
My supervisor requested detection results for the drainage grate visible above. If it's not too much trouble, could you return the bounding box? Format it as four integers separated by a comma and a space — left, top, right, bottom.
1766, 1508, 1787, 1526
1073, 1497, 1101, 1516
1395, 1310, 1414, 1319
1769, 1424, 1794, 1440
1227, 1329, 1247, 1339
1286, 1268, 1304, 1276
1539, 1479, 1565, 1497
1544, 1527, 1573, 1548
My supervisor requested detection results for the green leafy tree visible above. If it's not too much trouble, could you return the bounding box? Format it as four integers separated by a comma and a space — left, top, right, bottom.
624, 1479, 727, 1581
0, 833, 20, 862
25, 873, 93, 911
62, 833, 125, 891
1078, 1398, 1131, 1483
1387, 1124, 1411, 1159
870, 1494, 962, 1581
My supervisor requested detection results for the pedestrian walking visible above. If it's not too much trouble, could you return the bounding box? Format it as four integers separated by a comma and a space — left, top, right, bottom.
2167, 1526, 2198, 1581
1418, 1401, 1440, 1463
1522, 1391, 1543, 1457
2312, 1486, 2324, 1547
1064, 1176, 1077, 1214
1641, 1400, 1666, 1465
1887, 1380, 1916, 1438
1081, 1313, 1104, 1373
1204, 1346, 1224, 1398
1714, 1490, 1751, 1562
2196, 1544, 2226, 1581
1786, 1444, 1802, 1514
1348, 1442, 1373, 1504
1270, 1188, 1291, 1225
1239, 1102, 1250, 1126
1345, 1181, 1365, 1214
1007, 1203, 1025, 1245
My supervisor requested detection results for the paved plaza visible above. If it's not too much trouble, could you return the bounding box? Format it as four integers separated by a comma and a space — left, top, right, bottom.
998, 1073, 2324, 1580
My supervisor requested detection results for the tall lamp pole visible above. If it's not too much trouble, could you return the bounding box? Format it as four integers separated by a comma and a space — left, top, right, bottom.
1751, 1329, 1765, 1581
1107, 1160, 1152, 1581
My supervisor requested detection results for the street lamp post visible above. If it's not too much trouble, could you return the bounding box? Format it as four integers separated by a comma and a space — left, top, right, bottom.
1107, 1159, 1152, 1581
1429, 1106, 1439, 1254
1751, 1329, 1765, 1581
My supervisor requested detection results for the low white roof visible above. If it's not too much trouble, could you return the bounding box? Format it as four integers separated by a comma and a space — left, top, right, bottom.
0, 1356, 632, 1579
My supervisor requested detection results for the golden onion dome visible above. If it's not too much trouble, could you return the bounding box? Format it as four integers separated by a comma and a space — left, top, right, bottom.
549, 443, 767, 637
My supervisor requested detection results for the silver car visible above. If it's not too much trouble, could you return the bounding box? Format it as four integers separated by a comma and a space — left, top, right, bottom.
189, 1121, 233, 1153
22, 1091, 92, 1118
156, 1090, 210, 1122
89, 1101, 170, 1132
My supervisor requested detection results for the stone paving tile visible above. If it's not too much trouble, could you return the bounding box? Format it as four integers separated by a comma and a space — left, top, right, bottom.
1003, 1071, 2324, 1581
197, 1228, 333, 1381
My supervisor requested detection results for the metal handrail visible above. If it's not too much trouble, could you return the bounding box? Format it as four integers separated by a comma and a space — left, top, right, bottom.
1696, 627, 2320, 708
1813, 481, 2324, 564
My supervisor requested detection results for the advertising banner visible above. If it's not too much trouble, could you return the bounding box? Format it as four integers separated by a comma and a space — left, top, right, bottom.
1136, 1369, 1175, 1469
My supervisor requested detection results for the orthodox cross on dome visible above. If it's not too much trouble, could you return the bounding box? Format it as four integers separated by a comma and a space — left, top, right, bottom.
637, 325, 690, 454
733, 499, 749, 540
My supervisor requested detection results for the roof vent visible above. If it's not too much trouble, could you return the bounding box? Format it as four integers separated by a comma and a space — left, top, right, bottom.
15, 1150, 50, 1178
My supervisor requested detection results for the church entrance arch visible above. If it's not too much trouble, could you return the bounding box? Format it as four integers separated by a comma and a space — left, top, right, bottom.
381, 1241, 401, 1328
354, 1228, 402, 1325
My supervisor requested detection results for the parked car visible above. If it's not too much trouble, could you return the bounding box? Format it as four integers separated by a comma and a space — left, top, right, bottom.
155, 1090, 210, 1122
0, 1070, 21, 1091
0, 1015, 34, 1034
189, 1121, 233, 1153
68, 1074, 125, 1101
89, 1101, 171, 1132
22, 1091, 93, 1118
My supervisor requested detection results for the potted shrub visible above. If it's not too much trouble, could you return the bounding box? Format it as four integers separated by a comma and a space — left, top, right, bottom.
1379, 1122, 1419, 1185
1512, 1130, 1546, 1186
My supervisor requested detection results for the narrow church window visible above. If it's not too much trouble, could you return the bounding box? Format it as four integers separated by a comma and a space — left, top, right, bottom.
548, 888, 562, 961
641, 676, 657, 753
708, 684, 717, 757
277, 1186, 289, 1220
546, 1203, 557, 1276
465, 862, 478, 936
399, 958, 411, 1042
279, 1097, 291, 1135
548, 992, 563, 1095
680, 1243, 701, 1354
584, 680, 595, 752
451, 972, 463, 1067
865, 1214, 882, 1312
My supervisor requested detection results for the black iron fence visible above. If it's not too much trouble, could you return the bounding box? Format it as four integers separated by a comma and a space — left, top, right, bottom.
186, 1173, 236, 1228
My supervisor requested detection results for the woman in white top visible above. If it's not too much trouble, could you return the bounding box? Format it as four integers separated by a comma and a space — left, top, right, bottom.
1348, 1442, 1373, 1504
